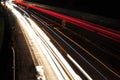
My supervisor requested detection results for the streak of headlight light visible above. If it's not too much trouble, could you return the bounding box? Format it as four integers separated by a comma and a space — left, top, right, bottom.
8, 0, 14, 3
43, 39, 82, 80
26, 18, 70, 80
27, 18, 82, 80
6, 3, 68, 80
67, 54, 93, 80
6, 3, 82, 80
26, 18, 67, 80
5, 1, 12, 9
27, 18, 50, 42
34, 34, 69, 80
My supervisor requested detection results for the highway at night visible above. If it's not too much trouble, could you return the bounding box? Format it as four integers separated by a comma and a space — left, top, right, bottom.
0, 0, 120, 80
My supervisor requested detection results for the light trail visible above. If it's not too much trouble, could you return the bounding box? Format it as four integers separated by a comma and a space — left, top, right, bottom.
67, 54, 92, 80
16, 2, 120, 43
30, 14, 107, 80
27, 13, 82, 80
54, 27, 120, 79
31, 14, 110, 80
6, 1, 82, 80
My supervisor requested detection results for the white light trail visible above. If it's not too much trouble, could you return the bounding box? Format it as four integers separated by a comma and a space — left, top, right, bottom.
67, 54, 93, 80
6, 2, 83, 80
27, 17, 82, 80
27, 16, 82, 80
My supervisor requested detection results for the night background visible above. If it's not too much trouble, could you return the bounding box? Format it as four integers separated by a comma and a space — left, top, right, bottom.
25, 0, 120, 20
0, 0, 120, 80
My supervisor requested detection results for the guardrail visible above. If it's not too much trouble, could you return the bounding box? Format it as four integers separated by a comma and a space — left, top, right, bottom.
16, 2, 120, 43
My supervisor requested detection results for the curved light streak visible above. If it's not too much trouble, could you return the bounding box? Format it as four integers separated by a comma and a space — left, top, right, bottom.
6, 2, 82, 80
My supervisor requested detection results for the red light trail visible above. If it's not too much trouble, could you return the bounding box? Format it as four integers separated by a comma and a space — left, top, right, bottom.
16, 1, 120, 43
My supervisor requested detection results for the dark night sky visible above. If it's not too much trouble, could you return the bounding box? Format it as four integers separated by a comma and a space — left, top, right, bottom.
25, 0, 120, 19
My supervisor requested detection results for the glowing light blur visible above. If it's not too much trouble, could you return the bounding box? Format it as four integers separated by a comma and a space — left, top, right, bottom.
1, 1, 4, 5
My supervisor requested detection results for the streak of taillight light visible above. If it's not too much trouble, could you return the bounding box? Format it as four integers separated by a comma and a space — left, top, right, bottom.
17, 2, 120, 43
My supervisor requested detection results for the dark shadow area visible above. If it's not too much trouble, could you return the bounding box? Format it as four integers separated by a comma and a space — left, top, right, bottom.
26, 0, 120, 20
0, 4, 13, 80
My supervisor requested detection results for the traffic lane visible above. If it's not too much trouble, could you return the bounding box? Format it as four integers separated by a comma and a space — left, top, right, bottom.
27, 13, 92, 77
5, 2, 115, 79
60, 24, 120, 69
18, 6, 119, 79
62, 24, 120, 73
8, 4, 74, 77
29, 11, 120, 79
15, 2, 120, 43
56, 27, 120, 79
27, 8, 120, 73
32, 2, 120, 31
26, 8, 120, 55
11, 4, 81, 79
29, 14, 113, 80
31, 9, 120, 69
49, 26, 120, 80
7, 3, 52, 80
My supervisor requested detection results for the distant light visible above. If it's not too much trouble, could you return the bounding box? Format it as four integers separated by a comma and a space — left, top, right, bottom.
15, 0, 22, 2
